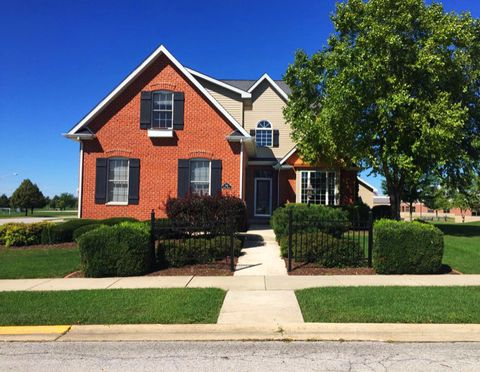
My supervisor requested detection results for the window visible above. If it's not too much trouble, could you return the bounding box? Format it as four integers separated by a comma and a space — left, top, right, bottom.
300, 171, 336, 205
190, 159, 210, 195
107, 158, 129, 203
152, 91, 173, 129
255, 120, 273, 147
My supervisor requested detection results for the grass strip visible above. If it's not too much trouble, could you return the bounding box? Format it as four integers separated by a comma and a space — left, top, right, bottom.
296, 286, 480, 323
0, 288, 226, 325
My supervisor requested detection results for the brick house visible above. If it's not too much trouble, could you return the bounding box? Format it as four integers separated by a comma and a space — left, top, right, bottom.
64, 46, 359, 221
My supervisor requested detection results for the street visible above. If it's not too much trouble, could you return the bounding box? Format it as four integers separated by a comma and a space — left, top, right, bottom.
0, 341, 479, 371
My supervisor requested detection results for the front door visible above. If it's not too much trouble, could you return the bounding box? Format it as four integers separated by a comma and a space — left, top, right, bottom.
254, 178, 272, 217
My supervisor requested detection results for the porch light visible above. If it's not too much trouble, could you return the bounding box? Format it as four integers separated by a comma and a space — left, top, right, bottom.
306, 184, 314, 207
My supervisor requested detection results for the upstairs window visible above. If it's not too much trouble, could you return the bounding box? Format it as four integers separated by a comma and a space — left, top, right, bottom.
107, 158, 129, 203
190, 159, 211, 196
255, 120, 273, 147
152, 91, 174, 129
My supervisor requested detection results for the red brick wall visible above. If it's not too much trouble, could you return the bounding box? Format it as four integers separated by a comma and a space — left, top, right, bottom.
340, 169, 358, 205
81, 55, 241, 220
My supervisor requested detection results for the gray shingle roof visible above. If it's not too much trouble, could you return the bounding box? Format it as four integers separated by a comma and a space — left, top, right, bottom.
220, 80, 291, 96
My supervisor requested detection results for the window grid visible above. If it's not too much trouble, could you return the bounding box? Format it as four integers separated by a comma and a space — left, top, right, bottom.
301, 171, 336, 206
107, 158, 129, 203
255, 120, 273, 147
152, 92, 174, 129
190, 159, 210, 196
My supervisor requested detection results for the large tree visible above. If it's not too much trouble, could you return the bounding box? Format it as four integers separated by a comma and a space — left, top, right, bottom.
10, 179, 45, 216
0, 194, 9, 208
284, 0, 480, 219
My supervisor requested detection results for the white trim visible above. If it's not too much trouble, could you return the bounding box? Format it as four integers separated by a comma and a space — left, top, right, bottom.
239, 140, 244, 200
148, 128, 174, 138
106, 201, 128, 206
247, 73, 289, 101
279, 146, 297, 165
357, 176, 378, 193
77, 142, 83, 219
186, 68, 252, 98
66, 45, 250, 138
254, 177, 272, 217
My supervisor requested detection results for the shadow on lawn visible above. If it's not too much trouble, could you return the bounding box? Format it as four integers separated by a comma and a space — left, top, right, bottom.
434, 223, 480, 237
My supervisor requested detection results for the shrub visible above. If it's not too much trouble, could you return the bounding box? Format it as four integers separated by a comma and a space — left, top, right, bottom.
373, 219, 444, 274
41, 219, 96, 244
165, 194, 247, 232
73, 224, 104, 241
278, 232, 365, 268
270, 204, 350, 239
336, 202, 371, 223
100, 217, 138, 226
78, 222, 154, 277
372, 205, 392, 220
0, 222, 48, 247
160, 236, 243, 267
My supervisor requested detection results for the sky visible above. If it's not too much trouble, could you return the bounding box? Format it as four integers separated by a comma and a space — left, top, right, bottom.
1, 0, 479, 197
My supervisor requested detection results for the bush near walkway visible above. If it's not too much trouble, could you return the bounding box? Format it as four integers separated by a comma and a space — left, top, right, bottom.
0, 222, 49, 247
373, 219, 444, 274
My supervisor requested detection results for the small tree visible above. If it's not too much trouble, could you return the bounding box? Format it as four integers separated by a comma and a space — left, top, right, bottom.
0, 194, 9, 208
10, 179, 45, 216
450, 176, 480, 222
422, 185, 449, 219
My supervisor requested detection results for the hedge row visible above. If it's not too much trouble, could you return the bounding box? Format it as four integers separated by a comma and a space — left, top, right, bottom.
278, 232, 365, 268
373, 219, 444, 274
78, 222, 154, 277
0, 217, 139, 247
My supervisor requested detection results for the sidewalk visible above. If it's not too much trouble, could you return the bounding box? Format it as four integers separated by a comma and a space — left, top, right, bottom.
2, 275, 480, 292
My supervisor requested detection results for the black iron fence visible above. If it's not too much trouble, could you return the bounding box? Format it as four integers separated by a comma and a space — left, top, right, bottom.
150, 210, 240, 272
286, 209, 373, 272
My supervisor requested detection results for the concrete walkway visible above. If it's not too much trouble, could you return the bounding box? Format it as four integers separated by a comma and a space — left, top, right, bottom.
235, 226, 287, 276
2, 275, 480, 292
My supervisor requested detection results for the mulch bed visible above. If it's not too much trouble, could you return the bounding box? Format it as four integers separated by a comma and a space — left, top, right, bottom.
0, 242, 77, 250
285, 259, 376, 275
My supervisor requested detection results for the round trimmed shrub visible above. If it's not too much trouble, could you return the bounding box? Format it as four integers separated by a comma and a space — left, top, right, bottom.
78, 222, 154, 277
373, 219, 444, 274
270, 204, 350, 239
73, 224, 104, 241
100, 217, 138, 226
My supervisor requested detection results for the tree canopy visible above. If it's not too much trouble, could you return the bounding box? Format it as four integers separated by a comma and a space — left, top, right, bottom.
10, 179, 46, 215
284, 0, 480, 218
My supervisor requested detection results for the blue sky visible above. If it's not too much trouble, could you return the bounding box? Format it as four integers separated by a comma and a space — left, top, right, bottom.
1, 0, 479, 197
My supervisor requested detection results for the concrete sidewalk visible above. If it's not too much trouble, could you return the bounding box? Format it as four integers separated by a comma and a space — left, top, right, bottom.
2, 323, 480, 342
2, 275, 480, 292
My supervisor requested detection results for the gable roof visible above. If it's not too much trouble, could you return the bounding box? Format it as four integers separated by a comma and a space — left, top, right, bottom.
65, 45, 250, 138
279, 146, 297, 165
247, 73, 290, 101
357, 177, 378, 193
186, 68, 251, 98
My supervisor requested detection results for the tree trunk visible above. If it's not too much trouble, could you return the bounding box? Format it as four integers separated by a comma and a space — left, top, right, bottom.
409, 201, 413, 222
24, 208, 28, 216
389, 190, 401, 220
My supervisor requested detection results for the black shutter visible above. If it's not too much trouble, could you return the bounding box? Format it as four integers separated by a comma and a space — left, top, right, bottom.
178, 159, 189, 197
173, 92, 185, 130
211, 160, 222, 196
95, 158, 107, 204
250, 129, 255, 136
140, 91, 152, 129
128, 158, 140, 205
273, 130, 280, 147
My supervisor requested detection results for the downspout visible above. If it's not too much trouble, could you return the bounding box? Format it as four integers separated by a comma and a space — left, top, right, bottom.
239, 139, 244, 200
77, 141, 84, 219
277, 167, 280, 207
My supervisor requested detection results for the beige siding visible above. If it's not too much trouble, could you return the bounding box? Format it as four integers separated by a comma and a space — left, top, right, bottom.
358, 183, 375, 208
244, 80, 295, 159
196, 77, 243, 124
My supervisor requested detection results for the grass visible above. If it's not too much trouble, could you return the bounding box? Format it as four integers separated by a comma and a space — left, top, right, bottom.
0, 209, 77, 219
0, 246, 80, 279
296, 286, 480, 323
0, 288, 226, 325
433, 221, 480, 274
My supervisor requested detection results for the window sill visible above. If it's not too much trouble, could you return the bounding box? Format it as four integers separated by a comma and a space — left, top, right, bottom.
106, 202, 128, 206
148, 128, 174, 138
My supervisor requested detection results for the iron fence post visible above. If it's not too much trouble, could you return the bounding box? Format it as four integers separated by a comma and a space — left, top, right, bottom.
288, 208, 293, 272
150, 209, 156, 263
368, 210, 373, 267
229, 216, 235, 272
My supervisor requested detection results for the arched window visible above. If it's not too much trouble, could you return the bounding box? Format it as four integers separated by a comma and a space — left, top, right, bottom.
255, 120, 273, 147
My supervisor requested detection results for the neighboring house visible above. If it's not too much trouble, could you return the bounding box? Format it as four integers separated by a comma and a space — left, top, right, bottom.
357, 177, 378, 208
64, 45, 359, 221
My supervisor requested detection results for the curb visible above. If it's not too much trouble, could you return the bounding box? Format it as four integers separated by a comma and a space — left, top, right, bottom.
1, 323, 480, 342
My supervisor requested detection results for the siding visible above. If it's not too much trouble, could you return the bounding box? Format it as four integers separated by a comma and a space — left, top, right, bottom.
244, 80, 295, 159
196, 77, 244, 124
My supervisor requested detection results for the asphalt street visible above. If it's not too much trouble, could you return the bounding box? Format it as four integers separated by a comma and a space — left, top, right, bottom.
0, 341, 479, 371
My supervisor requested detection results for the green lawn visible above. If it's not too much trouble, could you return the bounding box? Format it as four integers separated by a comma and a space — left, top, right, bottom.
0, 209, 77, 219
296, 286, 480, 323
0, 246, 80, 279
433, 222, 480, 273
0, 288, 225, 325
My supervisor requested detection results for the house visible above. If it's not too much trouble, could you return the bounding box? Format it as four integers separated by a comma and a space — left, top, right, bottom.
64, 45, 359, 221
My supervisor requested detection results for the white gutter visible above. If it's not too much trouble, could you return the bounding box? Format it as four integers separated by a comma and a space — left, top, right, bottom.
239, 140, 244, 200
77, 142, 84, 218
